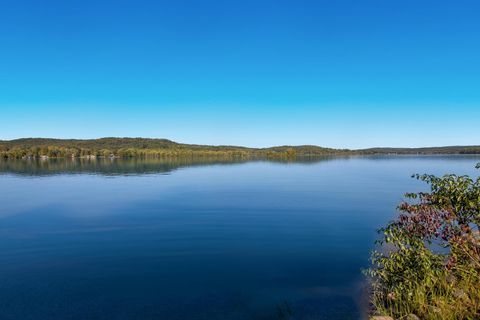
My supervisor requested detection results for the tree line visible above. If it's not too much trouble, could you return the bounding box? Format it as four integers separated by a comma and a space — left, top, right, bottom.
1, 138, 479, 159
0, 138, 348, 159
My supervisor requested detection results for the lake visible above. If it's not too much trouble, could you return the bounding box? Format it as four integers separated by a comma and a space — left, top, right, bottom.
1, 156, 479, 320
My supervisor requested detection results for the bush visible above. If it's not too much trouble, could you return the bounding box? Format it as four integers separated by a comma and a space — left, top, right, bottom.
365, 164, 480, 319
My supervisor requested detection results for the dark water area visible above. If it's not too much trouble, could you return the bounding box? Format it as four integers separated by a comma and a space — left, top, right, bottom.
1, 156, 479, 320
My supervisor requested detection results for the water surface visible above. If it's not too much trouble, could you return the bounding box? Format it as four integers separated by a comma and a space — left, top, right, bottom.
1, 156, 479, 319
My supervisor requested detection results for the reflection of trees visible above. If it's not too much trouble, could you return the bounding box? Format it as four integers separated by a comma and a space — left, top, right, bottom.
0, 156, 341, 177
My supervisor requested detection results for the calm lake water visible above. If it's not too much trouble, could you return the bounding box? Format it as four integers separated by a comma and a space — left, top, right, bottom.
1, 156, 479, 320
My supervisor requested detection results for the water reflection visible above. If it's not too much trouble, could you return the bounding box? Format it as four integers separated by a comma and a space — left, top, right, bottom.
1, 155, 479, 320
0, 156, 345, 176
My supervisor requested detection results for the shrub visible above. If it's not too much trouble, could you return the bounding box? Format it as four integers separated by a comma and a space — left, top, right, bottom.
366, 164, 480, 319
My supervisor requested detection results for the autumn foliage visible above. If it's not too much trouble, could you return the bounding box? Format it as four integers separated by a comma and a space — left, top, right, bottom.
366, 164, 480, 319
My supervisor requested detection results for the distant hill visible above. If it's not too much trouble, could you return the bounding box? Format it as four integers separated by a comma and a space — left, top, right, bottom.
360, 146, 480, 154
0, 137, 180, 150
0, 138, 479, 159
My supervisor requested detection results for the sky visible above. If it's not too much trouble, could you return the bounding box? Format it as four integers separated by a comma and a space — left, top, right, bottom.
1, 0, 479, 148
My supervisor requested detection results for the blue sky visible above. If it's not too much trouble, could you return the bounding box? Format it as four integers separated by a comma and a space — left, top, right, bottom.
1, 0, 479, 148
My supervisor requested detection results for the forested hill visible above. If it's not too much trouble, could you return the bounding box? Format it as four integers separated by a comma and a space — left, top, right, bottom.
0, 138, 344, 158
360, 146, 480, 154
0, 138, 479, 159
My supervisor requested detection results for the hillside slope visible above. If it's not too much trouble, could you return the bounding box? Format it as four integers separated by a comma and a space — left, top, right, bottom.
1, 138, 479, 158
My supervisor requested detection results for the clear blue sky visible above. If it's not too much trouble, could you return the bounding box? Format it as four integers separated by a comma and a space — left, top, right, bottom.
1, 0, 479, 148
